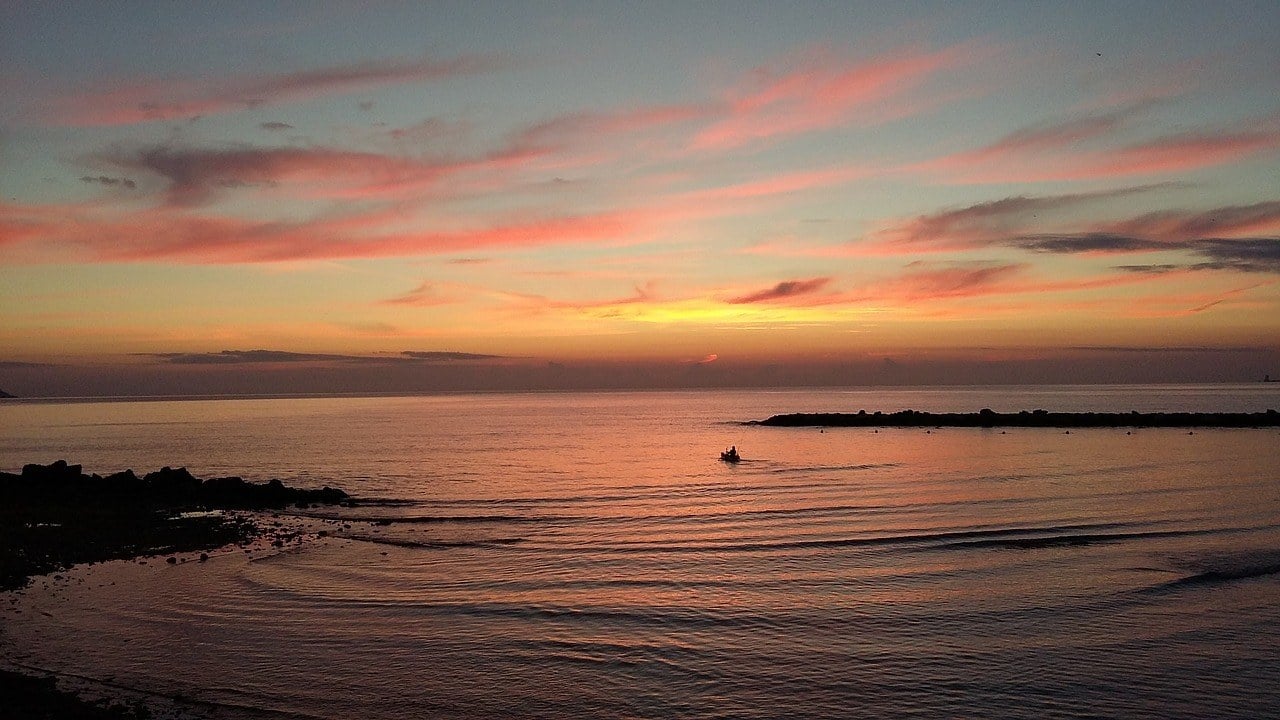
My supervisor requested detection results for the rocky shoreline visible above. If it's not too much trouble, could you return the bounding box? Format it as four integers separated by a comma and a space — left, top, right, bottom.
750, 408, 1280, 428
1, 460, 352, 719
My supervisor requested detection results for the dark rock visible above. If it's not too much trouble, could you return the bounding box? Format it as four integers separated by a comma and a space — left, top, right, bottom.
1, 460, 350, 590
22, 460, 82, 481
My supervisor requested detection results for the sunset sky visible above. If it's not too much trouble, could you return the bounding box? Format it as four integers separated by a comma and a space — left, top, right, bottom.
2, 2, 1278, 395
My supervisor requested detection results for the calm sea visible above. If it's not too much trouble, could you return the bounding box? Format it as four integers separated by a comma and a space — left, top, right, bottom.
2, 385, 1279, 719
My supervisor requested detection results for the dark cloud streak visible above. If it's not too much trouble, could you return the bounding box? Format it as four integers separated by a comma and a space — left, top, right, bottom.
150, 350, 506, 365
80, 175, 136, 189
729, 278, 830, 304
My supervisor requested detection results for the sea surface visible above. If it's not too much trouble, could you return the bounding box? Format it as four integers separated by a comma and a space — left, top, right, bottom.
2, 385, 1279, 719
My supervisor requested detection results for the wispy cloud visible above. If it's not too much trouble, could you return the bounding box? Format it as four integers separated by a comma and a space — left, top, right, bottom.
915, 108, 1280, 184
401, 351, 502, 361
99, 142, 548, 206
692, 43, 986, 150
1101, 200, 1280, 241
51, 53, 502, 126
380, 281, 459, 307
3, 154, 860, 264
79, 174, 137, 189
497, 281, 661, 315
153, 349, 358, 364
1006, 202, 1280, 273
150, 349, 503, 364
728, 278, 831, 304
867, 190, 1280, 275
1013, 233, 1170, 254
864, 185, 1170, 253
848, 262, 1029, 304
517, 104, 710, 149
0, 197, 641, 264
912, 102, 1151, 176
1105, 238, 1280, 274
1079, 129, 1280, 180
104, 145, 417, 206
388, 117, 472, 146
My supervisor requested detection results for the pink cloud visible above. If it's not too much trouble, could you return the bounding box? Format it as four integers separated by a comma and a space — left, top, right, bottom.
858, 262, 1029, 303
916, 111, 1280, 184
691, 43, 985, 151
6, 155, 864, 265
1082, 130, 1280, 179
0, 202, 65, 248
0, 199, 646, 265
51, 54, 501, 126
1100, 200, 1280, 242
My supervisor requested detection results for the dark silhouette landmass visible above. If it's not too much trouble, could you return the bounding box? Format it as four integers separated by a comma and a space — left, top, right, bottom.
750, 408, 1280, 428
1, 461, 350, 718
0, 388, 15, 398
1, 460, 348, 591
0, 668, 157, 719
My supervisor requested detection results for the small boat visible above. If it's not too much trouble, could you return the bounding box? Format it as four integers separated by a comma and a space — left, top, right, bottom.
720, 447, 741, 463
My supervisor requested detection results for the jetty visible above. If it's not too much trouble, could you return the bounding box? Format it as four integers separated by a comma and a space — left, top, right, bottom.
749, 408, 1280, 429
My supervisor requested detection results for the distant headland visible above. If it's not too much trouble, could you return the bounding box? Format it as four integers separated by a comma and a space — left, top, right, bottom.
0, 389, 15, 398
749, 408, 1280, 428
